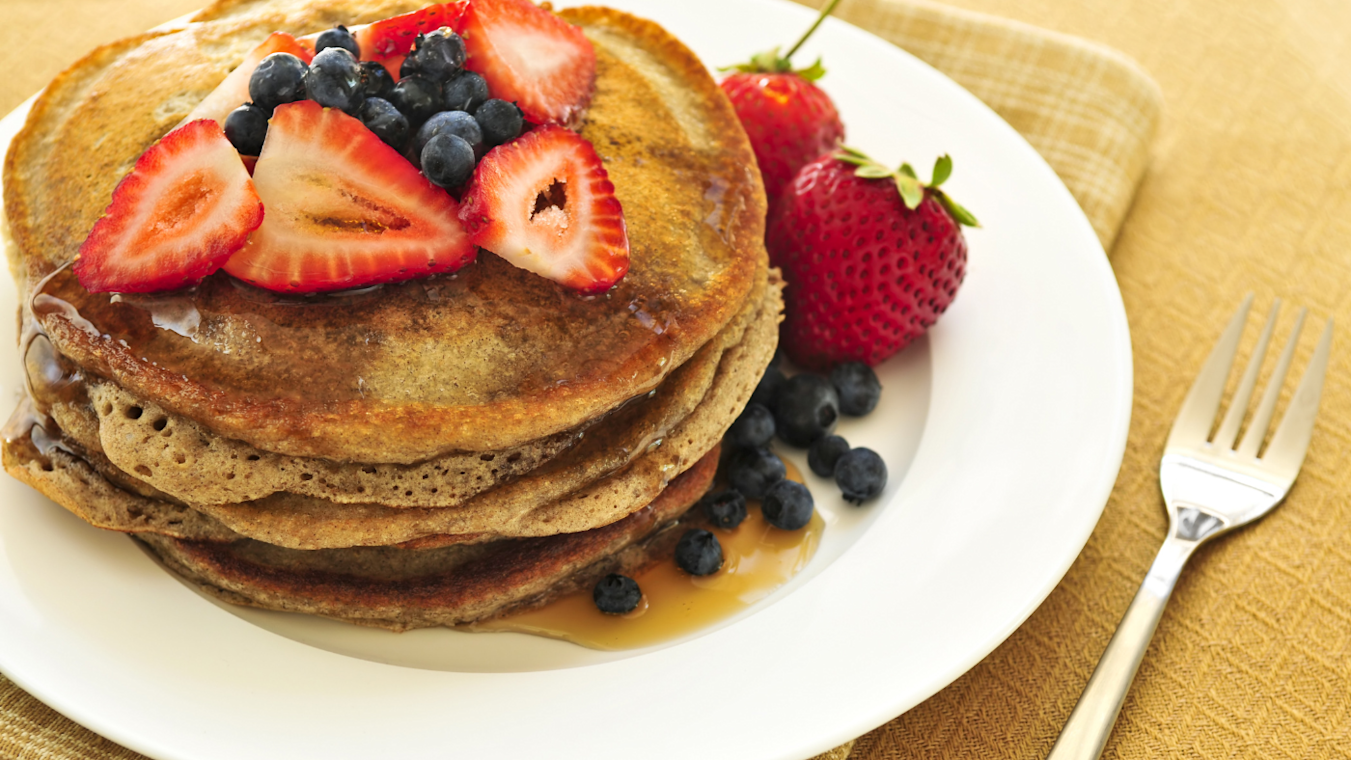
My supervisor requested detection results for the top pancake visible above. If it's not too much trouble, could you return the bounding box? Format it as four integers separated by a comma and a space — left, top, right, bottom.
3, 3, 767, 463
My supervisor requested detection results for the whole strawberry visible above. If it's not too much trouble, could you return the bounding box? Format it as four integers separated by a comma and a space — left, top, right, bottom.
720, 0, 845, 212
768, 149, 979, 370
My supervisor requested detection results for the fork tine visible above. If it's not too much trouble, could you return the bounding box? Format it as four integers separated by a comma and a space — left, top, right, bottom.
1166, 294, 1253, 449
1237, 308, 1307, 458
1212, 299, 1280, 449
1259, 317, 1334, 475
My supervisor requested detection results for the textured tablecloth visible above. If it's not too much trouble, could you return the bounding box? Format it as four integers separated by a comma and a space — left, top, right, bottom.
2, 0, 1348, 758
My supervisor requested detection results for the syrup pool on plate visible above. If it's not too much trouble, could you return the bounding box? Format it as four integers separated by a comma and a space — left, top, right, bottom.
472, 462, 822, 650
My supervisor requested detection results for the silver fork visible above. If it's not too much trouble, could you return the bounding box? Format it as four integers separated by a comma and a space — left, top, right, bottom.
1046, 295, 1335, 760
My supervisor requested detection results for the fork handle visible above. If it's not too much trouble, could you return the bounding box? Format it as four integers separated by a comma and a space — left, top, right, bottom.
1045, 535, 1199, 760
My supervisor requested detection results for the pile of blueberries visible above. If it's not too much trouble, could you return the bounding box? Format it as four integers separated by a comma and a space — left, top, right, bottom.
592, 356, 889, 615
223, 25, 525, 191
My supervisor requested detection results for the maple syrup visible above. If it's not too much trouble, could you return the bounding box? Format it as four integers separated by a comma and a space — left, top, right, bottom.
472, 462, 823, 650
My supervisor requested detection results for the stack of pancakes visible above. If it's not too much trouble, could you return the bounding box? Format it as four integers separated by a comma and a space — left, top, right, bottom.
1, 1, 778, 630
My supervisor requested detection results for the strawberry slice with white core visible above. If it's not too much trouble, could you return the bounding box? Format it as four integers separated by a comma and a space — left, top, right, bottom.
224, 100, 475, 293
459, 125, 628, 294
74, 120, 264, 294
460, 0, 596, 126
179, 32, 314, 128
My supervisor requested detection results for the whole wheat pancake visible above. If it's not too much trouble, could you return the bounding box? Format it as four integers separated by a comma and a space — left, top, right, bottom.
4, 4, 766, 463
45, 264, 766, 510
8, 277, 779, 550
135, 446, 720, 631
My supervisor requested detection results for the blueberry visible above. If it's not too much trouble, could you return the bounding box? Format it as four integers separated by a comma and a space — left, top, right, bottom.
750, 365, 784, 411
443, 70, 490, 113
223, 103, 268, 155
305, 47, 364, 114
830, 362, 882, 416
415, 110, 484, 159
412, 28, 467, 83
762, 480, 814, 530
700, 489, 747, 530
391, 75, 443, 124
674, 529, 723, 576
835, 447, 887, 504
726, 403, 775, 449
592, 573, 642, 614
807, 434, 850, 478
421, 133, 475, 189
400, 54, 423, 80
315, 24, 360, 58
249, 52, 308, 112
773, 373, 839, 447
359, 97, 410, 149
475, 98, 524, 147
726, 446, 786, 500
359, 61, 395, 100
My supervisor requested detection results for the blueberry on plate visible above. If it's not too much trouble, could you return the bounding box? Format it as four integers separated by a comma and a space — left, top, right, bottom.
223, 103, 269, 156
807, 434, 850, 478
391, 75, 443, 125
592, 573, 642, 614
415, 110, 484, 159
443, 70, 490, 113
700, 489, 748, 530
249, 52, 308, 112
726, 446, 786, 500
421, 133, 476, 190
835, 447, 887, 504
359, 61, 395, 100
675, 529, 723, 576
761, 480, 815, 530
412, 28, 467, 83
726, 402, 775, 449
359, 97, 410, 150
830, 361, 882, 416
773, 373, 840, 447
305, 47, 364, 114
315, 24, 360, 58
475, 98, 524, 147
749, 364, 785, 411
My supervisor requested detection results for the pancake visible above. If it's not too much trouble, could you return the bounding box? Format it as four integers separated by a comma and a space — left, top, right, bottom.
43, 264, 766, 510
136, 445, 718, 630
9, 276, 780, 550
4, 4, 767, 463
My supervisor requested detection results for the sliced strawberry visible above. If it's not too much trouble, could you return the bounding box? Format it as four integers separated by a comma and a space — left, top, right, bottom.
74, 120, 263, 294
460, 0, 596, 126
459, 125, 628, 294
353, 2, 467, 74
180, 33, 314, 128
223, 100, 475, 293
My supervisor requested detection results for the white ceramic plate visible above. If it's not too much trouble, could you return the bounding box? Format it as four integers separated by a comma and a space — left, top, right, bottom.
0, 0, 1131, 757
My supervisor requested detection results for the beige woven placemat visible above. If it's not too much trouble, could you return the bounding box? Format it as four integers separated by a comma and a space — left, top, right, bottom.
16, 0, 1344, 758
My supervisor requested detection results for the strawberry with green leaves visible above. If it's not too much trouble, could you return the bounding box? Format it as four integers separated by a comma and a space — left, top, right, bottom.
720, 0, 845, 212
768, 148, 978, 370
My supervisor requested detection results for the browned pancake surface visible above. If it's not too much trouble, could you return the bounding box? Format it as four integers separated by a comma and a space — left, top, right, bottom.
138, 444, 719, 629
5, 4, 766, 462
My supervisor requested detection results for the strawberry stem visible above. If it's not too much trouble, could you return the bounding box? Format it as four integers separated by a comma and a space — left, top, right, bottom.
834, 148, 980, 227
783, 0, 843, 62
720, 0, 842, 78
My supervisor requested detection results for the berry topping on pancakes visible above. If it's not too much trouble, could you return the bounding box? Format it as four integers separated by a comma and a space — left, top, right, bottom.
182, 33, 313, 127
74, 120, 263, 294
222, 100, 474, 292
459, 125, 629, 294
460, 0, 597, 126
